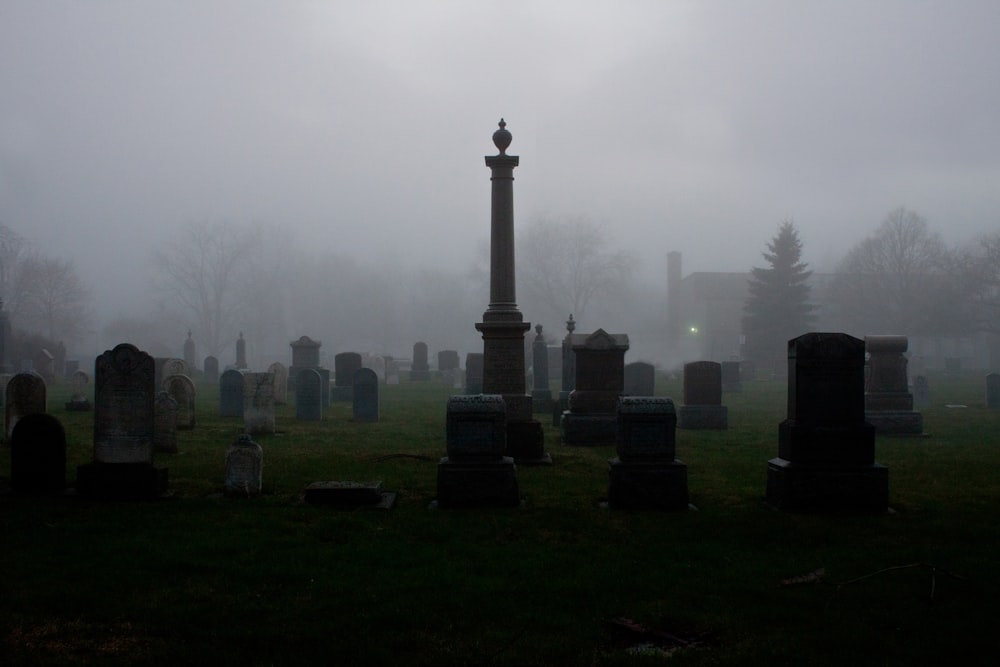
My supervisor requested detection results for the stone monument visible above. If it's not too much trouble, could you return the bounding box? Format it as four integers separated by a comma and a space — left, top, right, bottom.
225, 434, 263, 497
560, 329, 630, 446
864, 335, 923, 434
183, 331, 197, 372
410, 342, 430, 381
678, 361, 728, 430
531, 324, 553, 412
607, 397, 688, 510
236, 331, 248, 369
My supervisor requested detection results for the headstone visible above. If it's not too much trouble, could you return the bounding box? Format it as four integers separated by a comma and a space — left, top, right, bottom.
352, 368, 379, 423
268, 362, 289, 406
864, 336, 923, 434
10, 413, 66, 495
385, 356, 400, 385
986, 373, 1000, 409
224, 434, 263, 497
607, 397, 688, 510
160, 358, 186, 386
560, 329, 630, 446
295, 368, 323, 421
465, 353, 484, 394
288, 335, 321, 391
721, 360, 742, 392
333, 352, 362, 402
236, 332, 248, 369
623, 361, 655, 397
5, 372, 47, 443
410, 342, 430, 381
183, 331, 197, 371
203, 356, 220, 384
76, 343, 168, 499
436, 395, 518, 508
531, 325, 553, 412
912, 375, 931, 409
243, 372, 275, 435
766, 333, 888, 513
163, 374, 196, 430
220, 368, 246, 417
438, 349, 461, 387
65, 369, 91, 411
153, 391, 178, 454
678, 361, 728, 430
317, 367, 331, 406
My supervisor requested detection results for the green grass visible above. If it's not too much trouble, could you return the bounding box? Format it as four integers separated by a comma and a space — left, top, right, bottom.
2, 372, 1000, 665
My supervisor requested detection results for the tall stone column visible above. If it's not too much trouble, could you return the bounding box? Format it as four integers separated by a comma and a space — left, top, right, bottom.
475, 119, 548, 463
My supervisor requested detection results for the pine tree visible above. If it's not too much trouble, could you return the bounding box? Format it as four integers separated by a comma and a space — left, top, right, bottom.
741, 221, 816, 368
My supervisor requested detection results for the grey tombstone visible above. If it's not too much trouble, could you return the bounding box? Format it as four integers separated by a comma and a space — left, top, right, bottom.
77, 343, 167, 499
438, 349, 461, 387
183, 331, 197, 371
153, 391, 178, 454
560, 329, 630, 446
352, 367, 379, 423
5, 372, 47, 443
410, 342, 430, 381
219, 369, 245, 418
385, 356, 400, 385
236, 332, 248, 369
65, 369, 91, 411
864, 336, 923, 434
268, 362, 289, 406
10, 413, 66, 495
203, 356, 220, 384
678, 361, 728, 430
295, 368, 323, 421
623, 361, 655, 397
531, 325, 553, 412
224, 434, 263, 497
436, 394, 518, 508
766, 332, 888, 513
317, 367, 331, 406
986, 373, 1000, 409
243, 372, 275, 436
913, 375, 931, 409
288, 335, 321, 390
721, 360, 742, 392
163, 374, 196, 430
334, 352, 362, 402
159, 358, 186, 387
608, 397, 688, 510
465, 353, 484, 394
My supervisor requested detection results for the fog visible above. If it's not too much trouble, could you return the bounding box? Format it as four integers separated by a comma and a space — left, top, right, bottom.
2, 1, 999, 364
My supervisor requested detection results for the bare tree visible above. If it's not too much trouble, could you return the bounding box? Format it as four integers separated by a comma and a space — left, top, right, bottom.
16, 256, 91, 342
954, 231, 1000, 335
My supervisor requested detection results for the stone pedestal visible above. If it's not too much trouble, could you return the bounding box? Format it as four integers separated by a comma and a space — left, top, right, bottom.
766, 458, 889, 512
607, 397, 688, 510
560, 329, 629, 447
864, 335, 923, 435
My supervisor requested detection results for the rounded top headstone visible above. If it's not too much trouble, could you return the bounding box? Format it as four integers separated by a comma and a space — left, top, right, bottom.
492, 118, 512, 155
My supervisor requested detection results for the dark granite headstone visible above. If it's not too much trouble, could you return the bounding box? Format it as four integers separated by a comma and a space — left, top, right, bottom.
203, 356, 220, 384
411, 342, 430, 381
864, 336, 923, 434
5, 372, 46, 442
10, 413, 66, 495
623, 361, 655, 396
236, 332, 247, 369
333, 352, 362, 402
288, 335, 321, 391
679, 361, 727, 429
219, 369, 245, 418
438, 350, 460, 372
561, 329, 630, 446
183, 331, 197, 371
295, 368, 323, 421
608, 397, 688, 510
224, 434, 263, 497
352, 368, 379, 423
465, 353, 484, 394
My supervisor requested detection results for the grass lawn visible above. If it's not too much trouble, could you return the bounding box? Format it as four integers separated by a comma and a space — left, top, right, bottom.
2, 370, 999, 665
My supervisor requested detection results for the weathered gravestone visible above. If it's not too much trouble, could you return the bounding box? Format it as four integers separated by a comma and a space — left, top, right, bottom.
243, 372, 275, 436
721, 360, 742, 392
560, 330, 629, 446
352, 367, 379, 423
203, 356, 220, 384
913, 375, 931, 409
531, 325, 553, 412
555, 314, 577, 426
76, 343, 168, 499
436, 395, 519, 508
623, 361, 655, 397
157, 358, 186, 388
224, 434, 263, 497
864, 336, 923, 434
183, 331, 197, 371
678, 361, 728, 430
163, 374, 196, 430
438, 349, 461, 387
333, 352, 363, 402
607, 397, 688, 510
65, 369, 91, 411
236, 332, 248, 369
295, 368, 323, 421
465, 353, 484, 394
219, 369, 245, 418
10, 413, 66, 495
410, 341, 430, 381
5, 372, 46, 443
153, 391, 178, 454
766, 332, 888, 513
268, 362, 288, 406
288, 335, 321, 391
986, 373, 1000, 409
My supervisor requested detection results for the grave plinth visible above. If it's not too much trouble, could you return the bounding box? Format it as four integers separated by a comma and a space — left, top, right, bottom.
766, 333, 888, 513
864, 335, 923, 435
678, 361, 728, 430
560, 330, 629, 446
436, 395, 519, 508
608, 397, 688, 510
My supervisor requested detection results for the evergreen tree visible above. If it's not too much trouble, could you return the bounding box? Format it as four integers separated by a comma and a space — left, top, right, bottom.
741, 221, 816, 368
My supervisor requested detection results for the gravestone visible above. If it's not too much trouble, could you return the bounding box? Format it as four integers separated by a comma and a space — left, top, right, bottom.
556, 314, 577, 425
623, 361, 655, 397
76, 343, 168, 499
317, 367, 332, 407
986, 373, 1000, 409
721, 360, 742, 392
153, 391, 178, 454
163, 374, 196, 430
864, 336, 923, 434
531, 325, 553, 412
607, 397, 688, 510
159, 358, 186, 387
363, 354, 386, 382
766, 333, 888, 513
288, 335, 321, 391
410, 342, 430, 381
236, 332, 248, 369
436, 395, 518, 508
224, 434, 263, 497
65, 369, 91, 411
243, 372, 276, 435
203, 356, 220, 384
465, 353, 484, 394
183, 331, 197, 371
912, 375, 931, 409
352, 368, 379, 423
678, 361, 728, 430
333, 352, 362, 402
219, 369, 245, 418
10, 413, 66, 495
5, 372, 47, 443
295, 368, 323, 421
438, 349, 461, 387
385, 356, 400, 385
560, 329, 629, 446
268, 362, 289, 406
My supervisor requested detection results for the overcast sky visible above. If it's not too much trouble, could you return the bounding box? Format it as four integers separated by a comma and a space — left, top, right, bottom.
2, 1, 999, 321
